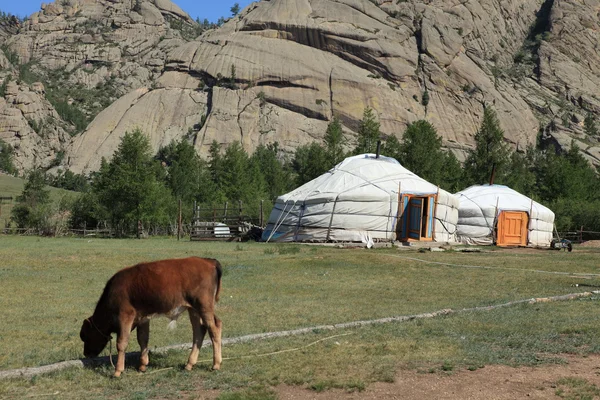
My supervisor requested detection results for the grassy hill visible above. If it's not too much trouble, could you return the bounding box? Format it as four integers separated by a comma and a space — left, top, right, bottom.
0, 173, 76, 227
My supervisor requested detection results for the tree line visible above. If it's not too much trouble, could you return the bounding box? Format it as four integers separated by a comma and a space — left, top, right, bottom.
4, 105, 600, 236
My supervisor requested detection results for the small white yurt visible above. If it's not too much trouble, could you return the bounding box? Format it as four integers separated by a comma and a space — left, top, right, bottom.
455, 185, 555, 247
262, 154, 459, 244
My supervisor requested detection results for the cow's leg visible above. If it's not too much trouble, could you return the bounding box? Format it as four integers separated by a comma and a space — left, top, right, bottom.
136, 319, 150, 372
200, 310, 222, 370
114, 314, 134, 378
212, 315, 223, 370
185, 309, 206, 371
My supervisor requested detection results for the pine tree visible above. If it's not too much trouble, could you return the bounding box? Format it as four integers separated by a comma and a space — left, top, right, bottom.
230, 3, 240, 16
92, 129, 173, 236
0, 139, 17, 175
440, 151, 463, 193
354, 107, 380, 154
161, 140, 204, 203
397, 120, 446, 185
292, 142, 329, 186
11, 169, 51, 229
463, 106, 511, 186
250, 143, 293, 200
220, 141, 252, 202
584, 113, 598, 137
504, 146, 536, 197
208, 140, 224, 189
381, 135, 402, 160
324, 117, 347, 165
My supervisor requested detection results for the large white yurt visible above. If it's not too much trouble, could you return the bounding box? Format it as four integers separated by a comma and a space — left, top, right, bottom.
455, 185, 555, 247
262, 154, 459, 244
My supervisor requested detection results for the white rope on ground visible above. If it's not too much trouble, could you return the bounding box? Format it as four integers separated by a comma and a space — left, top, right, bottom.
137, 333, 355, 372
384, 253, 600, 278
3, 290, 600, 380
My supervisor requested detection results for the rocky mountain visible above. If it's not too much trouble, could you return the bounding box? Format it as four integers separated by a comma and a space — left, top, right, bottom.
1, 0, 599, 175
0, 0, 195, 171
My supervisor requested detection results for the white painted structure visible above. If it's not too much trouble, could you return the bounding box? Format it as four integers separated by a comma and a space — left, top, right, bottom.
455, 185, 555, 247
262, 154, 459, 245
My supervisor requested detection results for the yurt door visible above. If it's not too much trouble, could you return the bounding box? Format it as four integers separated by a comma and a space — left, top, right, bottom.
497, 211, 529, 246
408, 198, 424, 240
398, 196, 435, 241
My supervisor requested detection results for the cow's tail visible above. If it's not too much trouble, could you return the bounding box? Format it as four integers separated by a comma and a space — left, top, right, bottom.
214, 260, 223, 303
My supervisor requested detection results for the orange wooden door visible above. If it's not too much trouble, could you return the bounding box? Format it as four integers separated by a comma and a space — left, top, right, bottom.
497, 211, 528, 247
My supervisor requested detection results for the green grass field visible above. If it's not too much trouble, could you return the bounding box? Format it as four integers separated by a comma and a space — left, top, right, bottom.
1, 237, 600, 399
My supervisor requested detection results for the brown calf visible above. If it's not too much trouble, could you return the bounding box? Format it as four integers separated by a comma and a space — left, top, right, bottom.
80, 257, 222, 377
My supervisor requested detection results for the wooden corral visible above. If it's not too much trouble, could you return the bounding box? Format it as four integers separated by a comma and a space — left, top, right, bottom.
190, 201, 263, 241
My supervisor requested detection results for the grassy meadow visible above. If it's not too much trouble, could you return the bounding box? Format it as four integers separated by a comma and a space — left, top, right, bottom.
1, 236, 600, 399
0, 174, 74, 227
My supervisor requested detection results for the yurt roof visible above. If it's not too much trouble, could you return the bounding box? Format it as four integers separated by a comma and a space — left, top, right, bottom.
456, 185, 554, 218
279, 154, 442, 203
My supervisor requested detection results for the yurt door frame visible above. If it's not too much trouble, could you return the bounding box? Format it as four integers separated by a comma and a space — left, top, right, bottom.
496, 210, 529, 247
397, 194, 435, 241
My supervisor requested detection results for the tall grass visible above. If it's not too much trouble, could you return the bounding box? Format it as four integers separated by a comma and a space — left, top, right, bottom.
0, 237, 599, 398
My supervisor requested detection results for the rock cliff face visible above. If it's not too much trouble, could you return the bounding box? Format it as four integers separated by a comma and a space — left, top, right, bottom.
2, 0, 600, 174
0, 81, 71, 170
0, 0, 194, 171
178, 0, 544, 159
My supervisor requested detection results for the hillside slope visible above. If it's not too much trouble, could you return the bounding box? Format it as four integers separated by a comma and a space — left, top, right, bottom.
2, 0, 600, 174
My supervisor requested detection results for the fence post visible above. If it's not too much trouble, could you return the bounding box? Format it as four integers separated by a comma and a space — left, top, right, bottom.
580, 226, 584, 243
178, 199, 182, 241
260, 200, 264, 227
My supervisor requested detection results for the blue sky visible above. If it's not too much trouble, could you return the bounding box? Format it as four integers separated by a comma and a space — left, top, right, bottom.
1, 0, 254, 22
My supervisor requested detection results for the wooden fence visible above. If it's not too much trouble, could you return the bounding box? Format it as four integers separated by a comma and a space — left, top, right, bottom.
557, 228, 600, 243
190, 200, 264, 241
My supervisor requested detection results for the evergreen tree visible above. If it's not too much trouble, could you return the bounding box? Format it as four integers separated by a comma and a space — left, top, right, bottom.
11, 169, 51, 229
292, 142, 329, 186
230, 3, 241, 16
157, 139, 206, 204
463, 106, 511, 186
440, 151, 464, 193
220, 141, 252, 202
0, 139, 17, 175
324, 117, 347, 165
584, 113, 598, 137
504, 146, 536, 197
229, 64, 237, 89
47, 169, 89, 192
250, 143, 293, 200
533, 141, 598, 204
354, 107, 381, 154
397, 120, 446, 185
92, 129, 173, 236
381, 135, 402, 160
208, 140, 226, 198
68, 190, 105, 230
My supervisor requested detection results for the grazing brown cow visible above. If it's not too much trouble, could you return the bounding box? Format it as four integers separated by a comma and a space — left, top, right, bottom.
80, 257, 223, 377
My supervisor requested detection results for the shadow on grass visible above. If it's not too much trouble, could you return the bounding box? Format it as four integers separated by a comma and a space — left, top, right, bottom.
81, 349, 196, 377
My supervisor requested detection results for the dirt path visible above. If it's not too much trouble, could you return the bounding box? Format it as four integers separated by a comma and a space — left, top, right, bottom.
274, 355, 600, 400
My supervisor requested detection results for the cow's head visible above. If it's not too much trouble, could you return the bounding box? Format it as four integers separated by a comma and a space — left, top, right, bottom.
80, 317, 111, 358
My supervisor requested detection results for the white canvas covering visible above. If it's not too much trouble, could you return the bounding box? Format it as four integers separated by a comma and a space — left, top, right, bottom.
455, 185, 555, 247
262, 154, 459, 244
